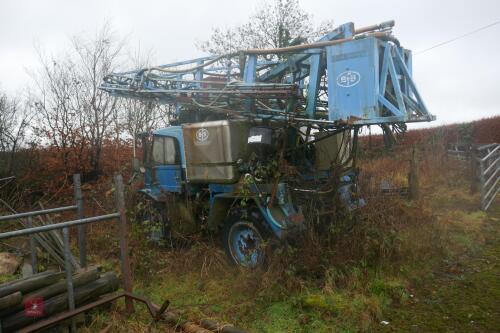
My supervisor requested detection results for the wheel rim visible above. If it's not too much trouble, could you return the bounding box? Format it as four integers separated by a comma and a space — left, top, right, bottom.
228, 221, 263, 268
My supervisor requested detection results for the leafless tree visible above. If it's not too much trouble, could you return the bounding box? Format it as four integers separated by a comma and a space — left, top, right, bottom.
71, 25, 125, 176
121, 48, 171, 159
30, 25, 125, 176
30, 51, 83, 171
0, 90, 33, 174
124, 100, 172, 159
198, 0, 334, 55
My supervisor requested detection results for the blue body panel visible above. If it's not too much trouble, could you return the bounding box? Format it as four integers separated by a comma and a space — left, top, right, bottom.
326, 37, 433, 124
153, 126, 186, 168
207, 183, 302, 239
145, 126, 186, 194
327, 37, 379, 121
154, 165, 182, 193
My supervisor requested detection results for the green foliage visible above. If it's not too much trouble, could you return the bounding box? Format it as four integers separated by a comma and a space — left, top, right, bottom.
132, 200, 162, 236
368, 278, 409, 305
239, 173, 253, 209
302, 293, 345, 314
81, 148, 500, 332
457, 122, 474, 144
0, 273, 17, 284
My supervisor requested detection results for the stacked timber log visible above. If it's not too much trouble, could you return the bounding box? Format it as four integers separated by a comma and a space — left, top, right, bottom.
0, 267, 118, 332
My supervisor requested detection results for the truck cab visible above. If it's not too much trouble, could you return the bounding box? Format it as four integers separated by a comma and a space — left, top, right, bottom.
150, 127, 185, 193
142, 120, 250, 197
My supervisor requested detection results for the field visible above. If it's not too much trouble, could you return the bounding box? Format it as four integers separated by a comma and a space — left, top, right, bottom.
81, 141, 499, 332
1, 1, 499, 331
1, 122, 499, 332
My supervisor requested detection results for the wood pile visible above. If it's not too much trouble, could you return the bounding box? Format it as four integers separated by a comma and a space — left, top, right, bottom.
0, 267, 118, 332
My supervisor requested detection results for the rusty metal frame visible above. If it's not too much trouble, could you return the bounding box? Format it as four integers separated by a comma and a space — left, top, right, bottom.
1, 174, 249, 332
17, 292, 169, 333
0, 174, 86, 272
0, 205, 78, 221
0, 174, 134, 332
18, 290, 249, 333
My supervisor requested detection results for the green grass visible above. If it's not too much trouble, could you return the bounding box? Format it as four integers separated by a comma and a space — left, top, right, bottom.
78, 158, 500, 332
105, 214, 495, 331
378, 219, 500, 332
0, 273, 18, 284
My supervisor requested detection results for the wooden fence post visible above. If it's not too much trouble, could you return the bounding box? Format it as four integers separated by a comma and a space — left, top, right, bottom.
113, 174, 134, 313
408, 148, 419, 200
470, 147, 478, 193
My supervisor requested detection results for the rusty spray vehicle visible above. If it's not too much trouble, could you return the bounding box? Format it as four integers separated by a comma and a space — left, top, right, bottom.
100, 20, 434, 267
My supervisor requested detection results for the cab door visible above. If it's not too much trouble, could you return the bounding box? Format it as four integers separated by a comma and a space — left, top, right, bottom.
152, 135, 183, 193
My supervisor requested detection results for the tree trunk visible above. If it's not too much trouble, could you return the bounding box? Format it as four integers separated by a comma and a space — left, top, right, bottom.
0, 267, 100, 317
0, 292, 22, 311
0, 271, 64, 298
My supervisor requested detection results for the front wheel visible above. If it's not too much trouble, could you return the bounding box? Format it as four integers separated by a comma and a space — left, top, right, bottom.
222, 213, 266, 268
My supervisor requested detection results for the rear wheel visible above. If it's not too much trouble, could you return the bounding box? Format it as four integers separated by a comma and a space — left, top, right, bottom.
222, 213, 266, 268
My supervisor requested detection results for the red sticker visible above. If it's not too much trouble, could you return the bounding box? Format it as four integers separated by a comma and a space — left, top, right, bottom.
24, 297, 44, 317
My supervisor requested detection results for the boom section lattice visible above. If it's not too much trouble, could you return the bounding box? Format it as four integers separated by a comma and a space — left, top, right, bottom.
100, 21, 434, 127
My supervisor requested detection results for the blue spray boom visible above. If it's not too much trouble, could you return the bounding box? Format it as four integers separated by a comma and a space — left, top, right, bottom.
100, 20, 434, 129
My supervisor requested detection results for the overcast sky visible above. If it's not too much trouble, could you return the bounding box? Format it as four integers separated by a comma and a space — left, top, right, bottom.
1, 0, 499, 129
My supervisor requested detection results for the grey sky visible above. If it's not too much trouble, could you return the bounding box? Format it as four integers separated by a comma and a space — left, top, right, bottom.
1, 0, 499, 129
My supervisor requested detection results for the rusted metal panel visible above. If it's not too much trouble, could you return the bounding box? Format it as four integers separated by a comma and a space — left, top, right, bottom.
183, 120, 250, 183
